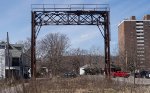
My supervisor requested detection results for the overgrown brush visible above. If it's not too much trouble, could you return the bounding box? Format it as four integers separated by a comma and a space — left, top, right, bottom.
0, 75, 150, 93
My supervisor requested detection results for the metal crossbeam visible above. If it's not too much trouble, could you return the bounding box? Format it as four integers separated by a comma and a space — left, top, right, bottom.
34, 11, 107, 26
31, 4, 111, 79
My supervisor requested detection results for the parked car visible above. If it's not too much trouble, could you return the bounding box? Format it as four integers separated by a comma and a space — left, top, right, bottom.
64, 72, 77, 78
112, 71, 130, 78
134, 70, 150, 78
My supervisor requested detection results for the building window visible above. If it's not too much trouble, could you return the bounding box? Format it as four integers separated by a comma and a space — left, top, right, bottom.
136, 26, 143, 28
137, 44, 144, 46
137, 40, 144, 43
12, 57, 20, 66
137, 51, 144, 53
136, 28, 143, 30
136, 30, 143, 32
136, 33, 144, 36
140, 58, 145, 60
0, 45, 5, 49
140, 61, 143, 64
137, 47, 144, 50
137, 55, 144, 57
137, 37, 144, 39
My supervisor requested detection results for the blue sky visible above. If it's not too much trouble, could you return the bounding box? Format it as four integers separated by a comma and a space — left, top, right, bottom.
0, 0, 150, 54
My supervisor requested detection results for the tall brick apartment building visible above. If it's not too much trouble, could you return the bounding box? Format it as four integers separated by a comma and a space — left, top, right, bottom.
118, 15, 150, 70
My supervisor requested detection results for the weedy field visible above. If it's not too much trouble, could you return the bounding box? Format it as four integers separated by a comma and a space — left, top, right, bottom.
1, 75, 150, 93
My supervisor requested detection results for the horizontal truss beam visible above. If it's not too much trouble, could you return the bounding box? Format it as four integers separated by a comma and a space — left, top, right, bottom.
33, 11, 108, 26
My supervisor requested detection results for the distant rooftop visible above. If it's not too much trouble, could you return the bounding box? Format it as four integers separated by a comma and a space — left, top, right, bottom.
118, 14, 150, 26
31, 4, 110, 11
0, 42, 23, 51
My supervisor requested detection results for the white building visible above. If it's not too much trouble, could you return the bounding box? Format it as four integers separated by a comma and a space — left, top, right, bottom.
118, 15, 150, 69
0, 42, 30, 79
0, 48, 6, 78
79, 65, 89, 75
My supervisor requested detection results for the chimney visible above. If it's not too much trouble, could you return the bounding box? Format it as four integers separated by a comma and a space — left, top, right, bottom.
130, 16, 136, 20
143, 15, 150, 20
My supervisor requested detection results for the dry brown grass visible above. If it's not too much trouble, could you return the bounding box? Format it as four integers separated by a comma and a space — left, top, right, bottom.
1, 75, 150, 93
18, 75, 138, 93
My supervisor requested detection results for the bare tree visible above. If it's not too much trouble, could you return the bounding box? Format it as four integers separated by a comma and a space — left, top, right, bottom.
39, 33, 70, 75
17, 38, 31, 52
88, 47, 102, 64
118, 46, 138, 72
66, 47, 103, 74
16, 38, 31, 65
68, 48, 87, 74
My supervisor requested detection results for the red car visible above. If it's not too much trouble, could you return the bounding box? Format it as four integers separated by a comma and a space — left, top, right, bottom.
112, 71, 130, 78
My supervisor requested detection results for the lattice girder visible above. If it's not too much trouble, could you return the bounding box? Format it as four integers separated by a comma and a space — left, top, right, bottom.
34, 11, 107, 26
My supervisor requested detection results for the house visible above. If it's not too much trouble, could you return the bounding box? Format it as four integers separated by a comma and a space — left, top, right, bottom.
79, 62, 104, 75
0, 42, 30, 79
79, 65, 89, 75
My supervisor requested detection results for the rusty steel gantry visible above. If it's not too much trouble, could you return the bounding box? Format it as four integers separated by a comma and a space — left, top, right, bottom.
31, 4, 111, 78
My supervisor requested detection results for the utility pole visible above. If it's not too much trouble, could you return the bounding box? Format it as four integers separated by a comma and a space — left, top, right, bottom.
6, 32, 11, 78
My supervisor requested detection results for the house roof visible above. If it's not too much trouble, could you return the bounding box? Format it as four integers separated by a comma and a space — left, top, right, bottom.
8, 44, 23, 57
80, 64, 90, 68
80, 62, 105, 69
10, 50, 22, 57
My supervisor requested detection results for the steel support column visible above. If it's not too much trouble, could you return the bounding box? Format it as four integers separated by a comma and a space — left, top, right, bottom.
104, 12, 111, 78
31, 11, 36, 78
